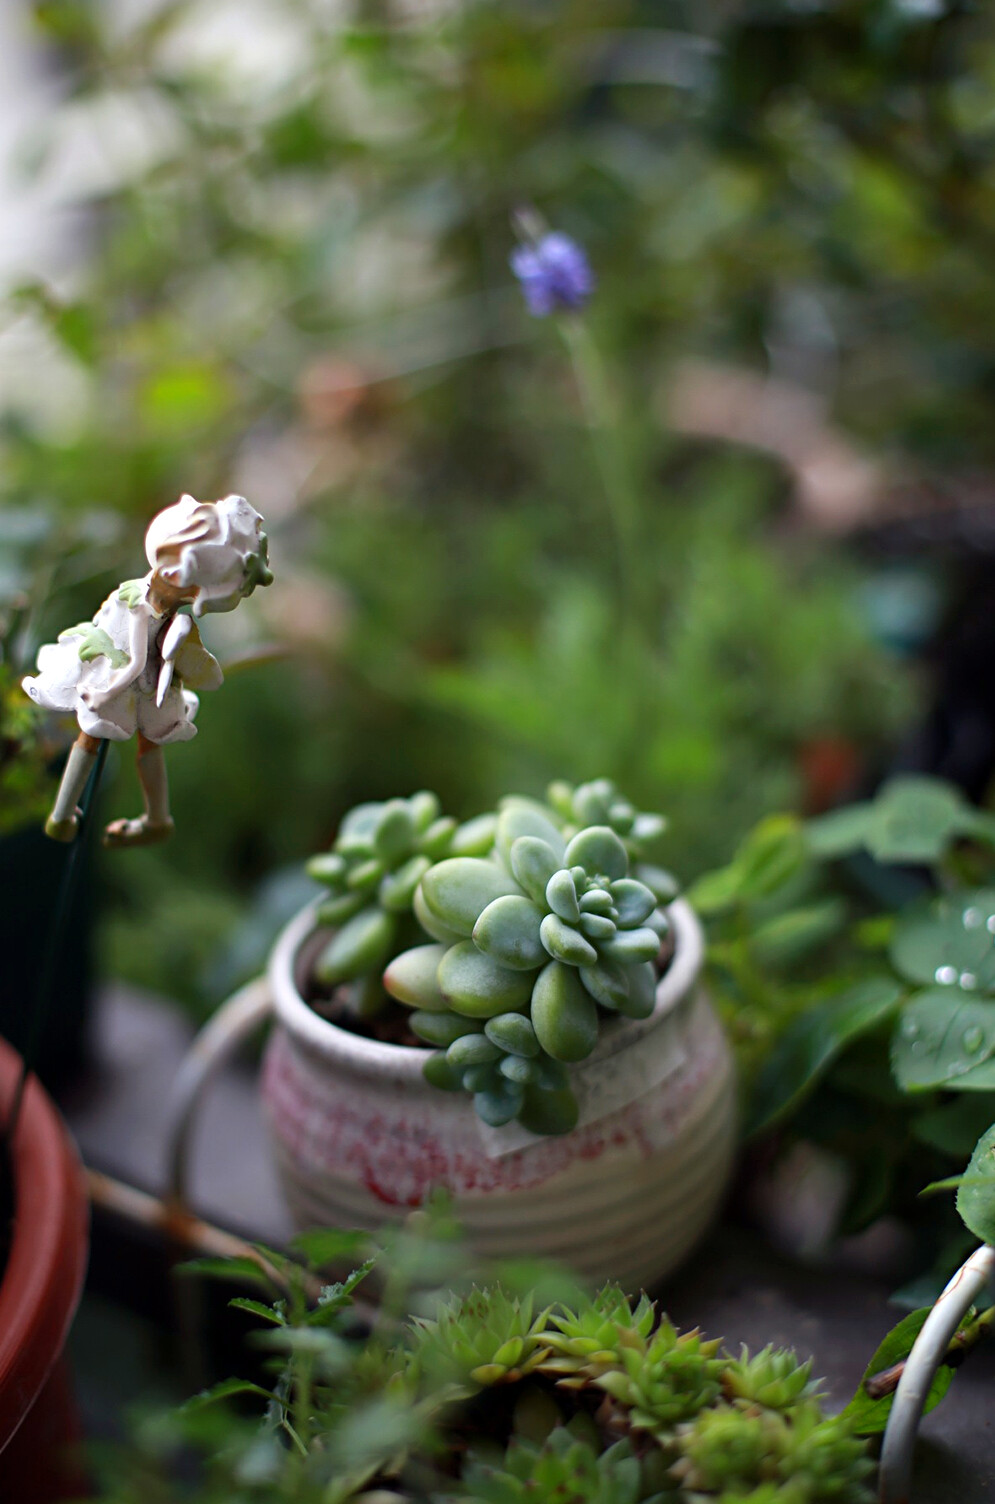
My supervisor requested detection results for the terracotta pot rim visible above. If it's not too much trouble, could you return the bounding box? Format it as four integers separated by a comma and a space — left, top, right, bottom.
0, 1038, 89, 1452
269, 896, 704, 1079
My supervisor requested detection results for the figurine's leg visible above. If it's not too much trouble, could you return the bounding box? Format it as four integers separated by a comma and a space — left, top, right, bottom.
45, 732, 102, 843
102, 733, 176, 848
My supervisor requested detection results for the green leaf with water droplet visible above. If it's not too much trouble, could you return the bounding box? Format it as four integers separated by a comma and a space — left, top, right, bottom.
890, 889, 995, 993
892, 989, 995, 1090
957, 1122, 995, 1244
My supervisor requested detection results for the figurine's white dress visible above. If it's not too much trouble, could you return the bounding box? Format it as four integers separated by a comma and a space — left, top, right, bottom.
23, 580, 223, 743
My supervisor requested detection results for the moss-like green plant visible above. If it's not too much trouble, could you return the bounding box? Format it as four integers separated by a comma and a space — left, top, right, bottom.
383, 789, 672, 1132
458, 1428, 645, 1504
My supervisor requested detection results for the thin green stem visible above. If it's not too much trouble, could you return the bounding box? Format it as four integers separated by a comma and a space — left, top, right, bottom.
558, 315, 645, 635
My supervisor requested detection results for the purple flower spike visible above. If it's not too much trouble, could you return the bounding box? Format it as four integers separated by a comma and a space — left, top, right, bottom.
510, 232, 595, 317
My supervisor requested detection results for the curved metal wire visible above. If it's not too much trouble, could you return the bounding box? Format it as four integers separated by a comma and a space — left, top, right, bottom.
878, 1243, 995, 1504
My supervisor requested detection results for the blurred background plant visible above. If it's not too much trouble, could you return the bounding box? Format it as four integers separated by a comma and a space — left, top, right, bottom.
9, 0, 995, 1016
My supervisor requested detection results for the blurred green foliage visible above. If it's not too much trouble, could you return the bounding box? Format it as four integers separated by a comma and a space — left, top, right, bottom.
11, 0, 995, 1009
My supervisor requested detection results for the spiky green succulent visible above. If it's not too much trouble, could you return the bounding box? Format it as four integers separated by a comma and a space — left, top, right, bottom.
307, 792, 463, 1017
383, 793, 671, 1132
406, 1287, 551, 1395
539, 1284, 656, 1386
722, 1347, 820, 1413
457, 1429, 645, 1504
596, 1320, 725, 1433
672, 1401, 873, 1502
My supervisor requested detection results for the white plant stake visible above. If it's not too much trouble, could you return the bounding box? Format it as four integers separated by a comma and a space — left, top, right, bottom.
23, 493, 272, 847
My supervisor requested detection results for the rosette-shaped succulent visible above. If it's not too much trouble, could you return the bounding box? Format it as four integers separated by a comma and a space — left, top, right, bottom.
459, 1430, 642, 1504
547, 777, 678, 906
721, 1346, 819, 1412
406, 1287, 551, 1395
539, 1284, 656, 1387
595, 1320, 725, 1433
383, 795, 668, 1132
307, 792, 460, 1017
672, 1401, 874, 1502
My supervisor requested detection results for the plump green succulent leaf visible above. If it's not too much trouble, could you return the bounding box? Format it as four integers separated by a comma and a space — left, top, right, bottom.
580, 959, 630, 1010
422, 1053, 465, 1091
408, 790, 441, 832
599, 926, 660, 965
316, 891, 366, 927
532, 961, 599, 1062
410, 1011, 484, 1047
314, 907, 396, 986
496, 799, 566, 867
540, 913, 598, 967
420, 816, 458, 859
421, 858, 522, 937
447, 1033, 502, 1069
475, 1080, 526, 1127
439, 941, 535, 1018
579, 913, 616, 942
579, 888, 614, 916
510, 836, 561, 904
382, 943, 449, 1011
616, 961, 657, 1020
450, 812, 498, 857
473, 895, 546, 971
499, 1054, 540, 1085
546, 869, 581, 922
892, 989, 995, 1090
306, 852, 348, 886
338, 801, 380, 837
609, 878, 656, 928
890, 889, 995, 993
379, 854, 432, 912
346, 856, 385, 893
463, 1062, 500, 1092
519, 1082, 579, 1136
413, 884, 464, 945
373, 799, 417, 863
485, 1011, 540, 1058
564, 826, 628, 882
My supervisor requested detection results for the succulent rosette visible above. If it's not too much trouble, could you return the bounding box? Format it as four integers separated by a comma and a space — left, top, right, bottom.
383, 794, 671, 1134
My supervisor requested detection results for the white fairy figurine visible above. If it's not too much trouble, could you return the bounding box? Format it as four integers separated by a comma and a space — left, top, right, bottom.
23, 493, 272, 847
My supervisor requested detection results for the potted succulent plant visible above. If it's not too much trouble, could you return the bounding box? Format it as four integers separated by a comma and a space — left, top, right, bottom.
103, 1230, 875, 1503
239, 778, 736, 1290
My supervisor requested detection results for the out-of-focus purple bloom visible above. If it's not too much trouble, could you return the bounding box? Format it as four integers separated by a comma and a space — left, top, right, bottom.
510, 232, 595, 317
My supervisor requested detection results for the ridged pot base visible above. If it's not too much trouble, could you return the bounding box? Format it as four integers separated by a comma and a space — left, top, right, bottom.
261, 899, 736, 1291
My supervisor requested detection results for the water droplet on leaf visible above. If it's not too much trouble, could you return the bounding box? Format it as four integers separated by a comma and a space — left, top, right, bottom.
935, 965, 958, 985
960, 972, 978, 990
964, 907, 983, 929
963, 1025, 985, 1055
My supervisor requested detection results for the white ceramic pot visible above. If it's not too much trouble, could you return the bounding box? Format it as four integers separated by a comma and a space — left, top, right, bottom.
260, 898, 736, 1290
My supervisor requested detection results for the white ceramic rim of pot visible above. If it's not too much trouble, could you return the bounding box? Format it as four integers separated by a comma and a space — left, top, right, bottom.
269, 897, 704, 1081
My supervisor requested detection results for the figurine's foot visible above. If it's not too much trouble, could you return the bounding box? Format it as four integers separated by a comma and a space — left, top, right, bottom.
102, 815, 175, 848
45, 813, 79, 843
